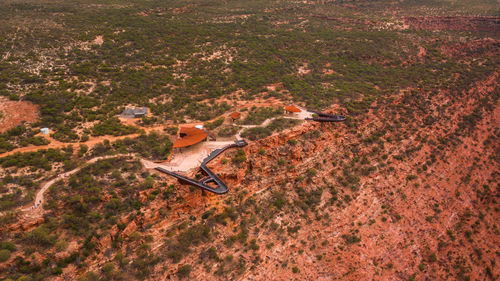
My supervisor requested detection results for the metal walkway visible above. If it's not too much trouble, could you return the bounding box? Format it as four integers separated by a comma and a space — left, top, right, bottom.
306, 110, 346, 122
155, 140, 248, 194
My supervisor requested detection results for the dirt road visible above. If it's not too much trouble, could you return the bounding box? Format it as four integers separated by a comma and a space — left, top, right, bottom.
0, 124, 166, 158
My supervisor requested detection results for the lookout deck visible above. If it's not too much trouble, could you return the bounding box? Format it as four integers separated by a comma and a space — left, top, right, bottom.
155, 140, 248, 194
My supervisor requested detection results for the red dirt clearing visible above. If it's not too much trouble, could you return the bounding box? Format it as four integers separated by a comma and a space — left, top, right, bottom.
0, 99, 39, 133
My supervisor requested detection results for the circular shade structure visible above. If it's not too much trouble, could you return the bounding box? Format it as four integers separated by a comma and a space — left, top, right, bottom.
285, 105, 301, 113
173, 126, 208, 148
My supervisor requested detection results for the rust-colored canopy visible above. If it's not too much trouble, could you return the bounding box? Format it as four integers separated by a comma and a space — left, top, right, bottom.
230, 112, 241, 119
173, 127, 208, 148
285, 105, 301, 113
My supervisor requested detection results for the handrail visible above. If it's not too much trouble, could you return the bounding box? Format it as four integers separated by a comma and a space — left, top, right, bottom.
305, 116, 346, 122
155, 140, 247, 194
306, 110, 346, 122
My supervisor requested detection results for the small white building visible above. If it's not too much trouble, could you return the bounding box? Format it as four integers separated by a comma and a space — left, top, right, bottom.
40, 128, 50, 135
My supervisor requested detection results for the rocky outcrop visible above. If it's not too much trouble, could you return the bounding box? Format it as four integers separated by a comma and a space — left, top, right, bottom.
121, 220, 138, 238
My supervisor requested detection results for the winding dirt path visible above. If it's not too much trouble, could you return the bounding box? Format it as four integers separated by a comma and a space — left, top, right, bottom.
235, 107, 313, 139
3, 105, 313, 220
19, 154, 133, 218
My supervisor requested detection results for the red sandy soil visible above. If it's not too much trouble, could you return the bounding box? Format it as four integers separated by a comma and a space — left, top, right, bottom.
1, 72, 498, 281
3, 77, 498, 280
0, 98, 39, 133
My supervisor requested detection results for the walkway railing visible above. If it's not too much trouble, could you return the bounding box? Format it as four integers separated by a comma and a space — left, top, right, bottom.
155, 140, 248, 194
306, 110, 346, 122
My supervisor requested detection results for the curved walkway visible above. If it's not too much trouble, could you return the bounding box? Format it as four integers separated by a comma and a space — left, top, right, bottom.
155, 140, 248, 194
306, 110, 346, 122
142, 141, 236, 172
2, 105, 339, 218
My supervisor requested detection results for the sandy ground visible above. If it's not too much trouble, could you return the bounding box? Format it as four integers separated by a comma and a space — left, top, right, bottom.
292, 106, 314, 120
143, 141, 235, 172
0, 98, 39, 133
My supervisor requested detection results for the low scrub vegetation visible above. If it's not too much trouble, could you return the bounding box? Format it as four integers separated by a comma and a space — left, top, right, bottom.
241, 118, 300, 140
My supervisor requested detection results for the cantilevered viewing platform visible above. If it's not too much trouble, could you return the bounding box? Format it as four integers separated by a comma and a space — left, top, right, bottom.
155, 140, 248, 194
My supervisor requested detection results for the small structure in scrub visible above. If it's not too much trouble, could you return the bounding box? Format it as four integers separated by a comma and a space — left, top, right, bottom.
120, 107, 149, 119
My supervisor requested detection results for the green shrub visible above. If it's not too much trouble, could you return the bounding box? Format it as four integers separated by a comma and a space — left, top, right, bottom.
55, 240, 68, 252
78, 144, 88, 157
306, 168, 317, 177
241, 107, 282, 125
240, 118, 300, 141
164, 126, 178, 136
78, 271, 99, 281
217, 125, 239, 137
91, 117, 137, 136
177, 264, 192, 279
240, 127, 272, 140
428, 253, 437, 262
108, 132, 172, 160
25, 225, 56, 247
342, 234, 361, 244
232, 150, 246, 164
267, 118, 300, 132
102, 262, 114, 277
167, 223, 211, 263
0, 249, 11, 262
205, 117, 224, 130
0, 241, 16, 251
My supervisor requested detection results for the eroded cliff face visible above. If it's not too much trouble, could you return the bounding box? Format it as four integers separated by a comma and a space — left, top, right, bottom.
2, 70, 497, 280
86, 70, 496, 281
1, 0, 499, 279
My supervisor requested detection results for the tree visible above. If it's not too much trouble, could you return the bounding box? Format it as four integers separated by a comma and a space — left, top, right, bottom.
177, 264, 192, 279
